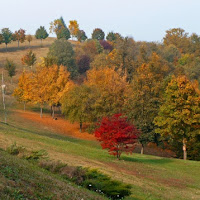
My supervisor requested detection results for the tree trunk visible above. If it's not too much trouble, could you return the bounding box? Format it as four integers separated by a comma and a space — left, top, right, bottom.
80, 121, 82, 132
50, 106, 53, 116
141, 144, 144, 154
183, 138, 187, 160
11, 77, 13, 84
40, 106, 43, 118
24, 102, 26, 111
52, 106, 55, 119
117, 152, 120, 160
40, 39, 42, 47
18, 40, 19, 48
6, 43, 7, 52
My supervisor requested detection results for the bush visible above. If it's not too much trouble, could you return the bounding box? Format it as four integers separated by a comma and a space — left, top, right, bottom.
6, 142, 25, 155
60, 166, 86, 185
25, 149, 48, 161
38, 160, 67, 173
83, 169, 131, 199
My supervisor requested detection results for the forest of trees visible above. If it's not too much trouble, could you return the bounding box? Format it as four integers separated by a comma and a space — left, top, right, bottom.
2, 17, 199, 161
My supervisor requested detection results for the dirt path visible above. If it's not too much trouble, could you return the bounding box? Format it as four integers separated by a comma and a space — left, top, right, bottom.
16, 110, 96, 141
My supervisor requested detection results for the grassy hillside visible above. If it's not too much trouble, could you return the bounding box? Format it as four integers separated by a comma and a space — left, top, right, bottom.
0, 109, 199, 200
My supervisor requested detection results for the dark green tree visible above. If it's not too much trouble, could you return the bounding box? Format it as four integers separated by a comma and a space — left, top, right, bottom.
57, 28, 70, 40
48, 39, 77, 77
106, 32, 116, 41
1, 28, 13, 50
35, 26, 48, 47
4, 59, 16, 84
92, 28, 105, 40
77, 30, 87, 42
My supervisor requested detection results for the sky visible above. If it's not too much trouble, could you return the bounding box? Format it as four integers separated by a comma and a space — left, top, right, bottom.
1, 0, 200, 42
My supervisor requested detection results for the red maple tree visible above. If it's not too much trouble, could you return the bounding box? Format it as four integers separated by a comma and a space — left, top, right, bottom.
95, 114, 139, 159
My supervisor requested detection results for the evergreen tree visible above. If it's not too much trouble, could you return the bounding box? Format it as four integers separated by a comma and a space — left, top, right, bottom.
35, 26, 48, 46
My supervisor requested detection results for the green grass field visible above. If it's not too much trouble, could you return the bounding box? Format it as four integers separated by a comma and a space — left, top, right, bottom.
0, 38, 200, 200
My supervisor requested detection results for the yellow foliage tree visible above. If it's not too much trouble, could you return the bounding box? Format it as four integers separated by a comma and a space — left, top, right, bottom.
85, 67, 130, 119
32, 65, 72, 118
68, 20, 79, 40
13, 72, 34, 111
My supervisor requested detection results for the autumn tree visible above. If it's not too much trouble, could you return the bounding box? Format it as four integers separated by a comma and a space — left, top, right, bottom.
99, 40, 113, 51
1, 28, 13, 50
95, 114, 139, 159
108, 37, 136, 80
85, 67, 129, 119
77, 30, 87, 42
82, 40, 99, 61
37, 64, 72, 118
92, 28, 105, 40
21, 50, 36, 70
178, 54, 200, 82
127, 53, 170, 154
50, 17, 70, 40
154, 76, 200, 160
48, 39, 77, 77
35, 26, 48, 46
68, 20, 79, 40
76, 55, 90, 74
4, 59, 16, 84
13, 72, 34, 111
14, 29, 26, 48
61, 84, 97, 132
26, 34, 33, 47
106, 32, 122, 42
163, 28, 190, 53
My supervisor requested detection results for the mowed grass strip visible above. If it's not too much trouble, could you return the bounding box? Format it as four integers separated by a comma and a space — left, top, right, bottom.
0, 109, 200, 200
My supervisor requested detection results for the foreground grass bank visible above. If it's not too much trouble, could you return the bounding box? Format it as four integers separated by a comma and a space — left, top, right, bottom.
0, 150, 105, 199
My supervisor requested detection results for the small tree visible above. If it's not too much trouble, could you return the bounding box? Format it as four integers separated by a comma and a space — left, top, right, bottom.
14, 29, 26, 48
92, 28, 105, 40
26, 34, 33, 47
68, 20, 79, 40
4, 59, 16, 84
13, 72, 33, 111
77, 30, 87, 42
95, 114, 139, 159
50, 17, 70, 40
21, 50, 36, 70
35, 26, 48, 47
106, 32, 116, 41
1, 28, 13, 51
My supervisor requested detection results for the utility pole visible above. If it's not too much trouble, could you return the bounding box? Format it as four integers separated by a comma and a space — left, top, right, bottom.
2, 71, 6, 123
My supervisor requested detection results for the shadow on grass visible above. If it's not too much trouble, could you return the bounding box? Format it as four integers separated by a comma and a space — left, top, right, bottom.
122, 155, 173, 165
0, 45, 51, 53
